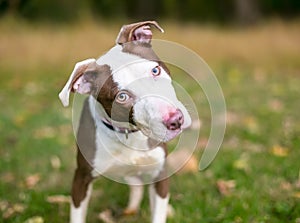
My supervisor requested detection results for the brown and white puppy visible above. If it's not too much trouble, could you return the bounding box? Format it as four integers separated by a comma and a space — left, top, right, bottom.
59, 21, 191, 223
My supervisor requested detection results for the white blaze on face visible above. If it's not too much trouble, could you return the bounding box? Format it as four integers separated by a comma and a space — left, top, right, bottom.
97, 45, 191, 142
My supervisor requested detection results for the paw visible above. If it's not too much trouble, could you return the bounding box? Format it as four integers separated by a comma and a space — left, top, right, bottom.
122, 208, 138, 216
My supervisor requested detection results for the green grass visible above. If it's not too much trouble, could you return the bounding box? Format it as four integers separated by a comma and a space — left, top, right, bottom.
0, 19, 300, 222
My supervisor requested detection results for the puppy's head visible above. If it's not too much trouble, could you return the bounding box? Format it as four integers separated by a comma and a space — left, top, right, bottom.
59, 21, 191, 142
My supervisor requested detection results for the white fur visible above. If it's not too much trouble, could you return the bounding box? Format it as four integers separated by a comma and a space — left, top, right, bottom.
126, 185, 144, 211
63, 38, 192, 223
124, 177, 144, 213
96, 45, 145, 73
98, 45, 191, 140
88, 97, 166, 182
70, 183, 93, 223
149, 184, 170, 223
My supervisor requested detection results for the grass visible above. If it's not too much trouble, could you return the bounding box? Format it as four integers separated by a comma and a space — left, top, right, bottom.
0, 17, 300, 222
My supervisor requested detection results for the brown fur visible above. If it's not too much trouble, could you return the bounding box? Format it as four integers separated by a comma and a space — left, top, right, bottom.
116, 21, 163, 44
72, 99, 95, 207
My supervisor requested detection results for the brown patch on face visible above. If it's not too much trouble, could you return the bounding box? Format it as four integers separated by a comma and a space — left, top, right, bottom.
82, 64, 136, 124
91, 65, 119, 117
110, 90, 136, 124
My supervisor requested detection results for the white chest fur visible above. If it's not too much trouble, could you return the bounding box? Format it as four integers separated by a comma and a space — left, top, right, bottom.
88, 97, 166, 183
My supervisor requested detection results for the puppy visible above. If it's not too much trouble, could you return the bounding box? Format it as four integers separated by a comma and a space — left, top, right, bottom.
59, 21, 192, 223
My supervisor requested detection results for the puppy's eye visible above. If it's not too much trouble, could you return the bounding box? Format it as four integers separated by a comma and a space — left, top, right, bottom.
116, 92, 130, 103
151, 66, 161, 76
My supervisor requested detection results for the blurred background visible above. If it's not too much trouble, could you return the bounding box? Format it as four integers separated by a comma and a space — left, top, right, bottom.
0, 0, 300, 223
1, 0, 300, 24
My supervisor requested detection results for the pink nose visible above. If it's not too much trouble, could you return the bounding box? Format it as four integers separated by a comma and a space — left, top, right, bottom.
163, 109, 184, 130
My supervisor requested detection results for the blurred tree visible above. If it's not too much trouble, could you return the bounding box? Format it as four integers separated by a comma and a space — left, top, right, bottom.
19, 0, 82, 22
0, 0, 299, 24
0, 0, 21, 16
7, 0, 20, 14
234, 0, 260, 25
261, 0, 300, 18
132, 0, 162, 20
90, 0, 125, 18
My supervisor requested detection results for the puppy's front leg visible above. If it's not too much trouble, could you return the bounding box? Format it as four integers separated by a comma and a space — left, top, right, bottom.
149, 177, 169, 223
124, 177, 144, 215
70, 150, 94, 223
124, 184, 144, 215
71, 182, 92, 223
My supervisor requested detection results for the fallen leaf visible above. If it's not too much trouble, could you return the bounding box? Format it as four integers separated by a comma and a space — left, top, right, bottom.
295, 179, 300, 189
253, 67, 266, 83
50, 155, 61, 170
217, 179, 236, 196
293, 192, 300, 199
25, 174, 40, 189
233, 154, 249, 171
33, 126, 56, 139
1, 202, 26, 219
243, 116, 259, 133
271, 145, 289, 157
226, 111, 240, 125
0, 200, 9, 211
268, 98, 283, 112
24, 82, 42, 96
179, 155, 198, 174
1, 172, 15, 183
46, 195, 70, 204
197, 137, 208, 148
228, 68, 241, 85
167, 150, 198, 174
24, 216, 44, 223
234, 216, 243, 223
13, 112, 28, 127
280, 181, 292, 191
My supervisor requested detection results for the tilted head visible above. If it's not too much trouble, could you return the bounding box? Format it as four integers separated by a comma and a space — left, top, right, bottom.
59, 21, 191, 142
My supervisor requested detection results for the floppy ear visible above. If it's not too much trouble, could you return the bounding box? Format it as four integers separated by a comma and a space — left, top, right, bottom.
116, 21, 164, 45
58, 58, 96, 107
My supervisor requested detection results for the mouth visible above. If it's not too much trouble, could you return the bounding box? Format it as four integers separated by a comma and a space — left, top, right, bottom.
138, 124, 182, 143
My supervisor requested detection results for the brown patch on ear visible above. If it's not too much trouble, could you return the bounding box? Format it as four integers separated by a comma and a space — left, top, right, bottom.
77, 65, 135, 123
82, 64, 114, 96
116, 21, 164, 45
70, 61, 97, 92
